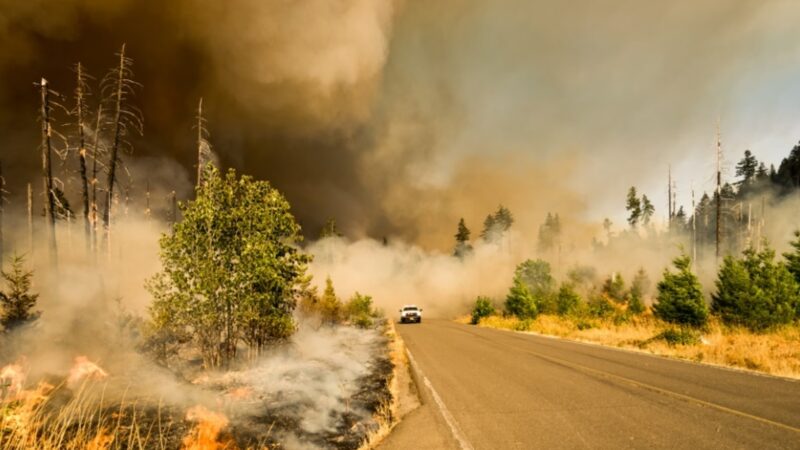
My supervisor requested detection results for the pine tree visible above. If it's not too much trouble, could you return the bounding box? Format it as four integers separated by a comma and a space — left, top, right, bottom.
641, 195, 655, 225
0, 254, 40, 331
494, 205, 514, 231
628, 268, 649, 315
735, 150, 759, 185
626, 187, 642, 228
783, 230, 800, 285
453, 218, 473, 258
480, 214, 497, 243
320, 276, 342, 325
713, 244, 799, 331
602, 273, 627, 303
319, 217, 342, 239
653, 253, 707, 327
538, 213, 562, 252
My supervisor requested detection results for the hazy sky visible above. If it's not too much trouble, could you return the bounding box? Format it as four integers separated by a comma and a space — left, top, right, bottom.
2, 0, 800, 247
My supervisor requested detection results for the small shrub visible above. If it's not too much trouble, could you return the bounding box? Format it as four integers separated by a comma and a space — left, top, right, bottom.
587, 294, 615, 318
345, 292, 375, 329
471, 296, 495, 324
514, 318, 533, 331
653, 328, 701, 346
505, 275, 538, 319
602, 273, 627, 303
556, 283, 581, 316
575, 320, 594, 330
0, 254, 40, 331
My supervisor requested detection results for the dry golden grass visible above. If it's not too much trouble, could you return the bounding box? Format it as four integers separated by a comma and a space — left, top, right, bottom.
462, 314, 800, 379
0, 382, 177, 450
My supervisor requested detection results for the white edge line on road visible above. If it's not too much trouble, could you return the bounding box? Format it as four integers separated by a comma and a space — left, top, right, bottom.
406, 349, 475, 450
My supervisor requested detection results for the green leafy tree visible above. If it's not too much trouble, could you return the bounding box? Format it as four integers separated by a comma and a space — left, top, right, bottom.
505, 275, 538, 319
471, 296, 495, 324
513, 259, 556, 313
653, 253, 708, 327
713, 245, 799, 331
319, 217, 343, 239
628, 268, 649, 315
147, 166, 310, 368
626, 187, 642, 228
0, 254, 40, 331
453, 218, 473, 258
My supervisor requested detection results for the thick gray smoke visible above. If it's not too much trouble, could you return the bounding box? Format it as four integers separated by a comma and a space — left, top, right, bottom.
3, 1, 800, 249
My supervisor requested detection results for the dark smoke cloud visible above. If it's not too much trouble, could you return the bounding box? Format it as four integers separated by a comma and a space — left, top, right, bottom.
2, 0, 800, 249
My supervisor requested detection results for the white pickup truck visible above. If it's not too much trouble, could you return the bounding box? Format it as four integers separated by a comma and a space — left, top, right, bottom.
399, 305, 423, 324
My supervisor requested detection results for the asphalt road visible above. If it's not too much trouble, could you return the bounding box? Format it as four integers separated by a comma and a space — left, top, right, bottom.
379, 319, 800, 450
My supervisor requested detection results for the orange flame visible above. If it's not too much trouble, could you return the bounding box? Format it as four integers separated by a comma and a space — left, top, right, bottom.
182, 405, 232, 450
1, 361, 26, 398
225, 387, 253, 400
85, 427, 114, 450
67, 356, 108, 387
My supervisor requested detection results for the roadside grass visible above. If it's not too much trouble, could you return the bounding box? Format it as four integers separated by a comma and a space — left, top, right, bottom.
460, 314, 800, 379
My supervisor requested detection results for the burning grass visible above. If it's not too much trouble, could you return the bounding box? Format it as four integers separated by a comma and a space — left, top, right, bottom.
463, 314, 800, 379
1, 322, 397, 450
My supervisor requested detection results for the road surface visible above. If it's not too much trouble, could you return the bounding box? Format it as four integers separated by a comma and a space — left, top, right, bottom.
379, 319, 800, 449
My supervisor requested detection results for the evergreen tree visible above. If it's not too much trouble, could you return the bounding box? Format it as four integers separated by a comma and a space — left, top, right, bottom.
453, 218, 473, 258
776, 142, 800, 190
602, 273, 627, 303
319, 276, 343, 325
494, 205, 514, 231
626, 187, 642, 228
319, 217, 342, 239
628, 268, 649, 315
674, 206, 687, 231
783, 230, 800, 285
713, 245, 800, 331
735, 150, 759, 185
756, 162, 768, 181
602, 218, 613, 241
653, 253, 708, 327
514, 259, 557, 313
505, 275, 538, 319
537, 213, 562, 252
0, 254, 40, 331
641, 195, 655, 225
556, 283, 581, 316
480, 214, 498, 243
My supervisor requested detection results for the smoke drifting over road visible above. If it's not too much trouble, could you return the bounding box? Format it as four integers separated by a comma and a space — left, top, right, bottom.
2, 0, 800, 249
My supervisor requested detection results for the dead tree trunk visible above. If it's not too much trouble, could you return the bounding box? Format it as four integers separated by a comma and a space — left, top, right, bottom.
103, 45, 126, 232
715, 123, 722, 262
27, 183, 33, 254
39, 78, 58, 265
0, 160, 5, 263
91, 104, 103, 253
75, 62, 91, 251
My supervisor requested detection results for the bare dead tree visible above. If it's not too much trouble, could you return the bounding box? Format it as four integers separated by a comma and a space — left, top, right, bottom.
90, 104, 104, 253
73, 62, 93, 250
38, 77, 58, 265
168, 190, 177, 229
101, 44, 142, 235
196, 97, 212, 188
27, 183, 33, 254
145, 179, 151, 219
0, 160, 5, 263
715, 123, 722, 261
